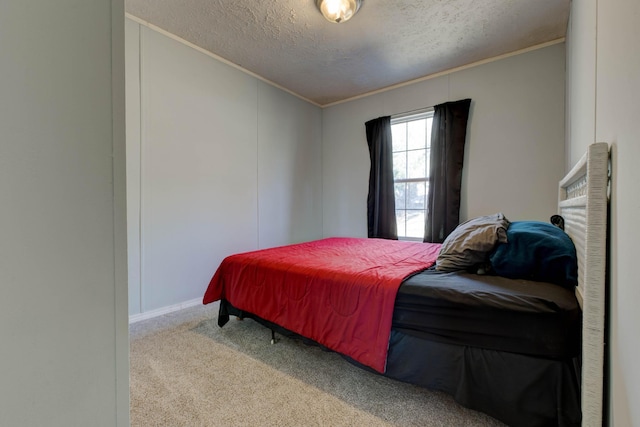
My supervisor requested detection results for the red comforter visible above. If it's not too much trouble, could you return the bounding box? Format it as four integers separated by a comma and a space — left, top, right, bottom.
203, 237, 441, 373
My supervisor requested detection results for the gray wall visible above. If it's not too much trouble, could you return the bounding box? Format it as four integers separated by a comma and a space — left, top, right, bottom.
127, 28, 567, 316
126, 19, 323, 316
0, 1, 129, 425
567, 1, 640, 425
322, 44, 566, 238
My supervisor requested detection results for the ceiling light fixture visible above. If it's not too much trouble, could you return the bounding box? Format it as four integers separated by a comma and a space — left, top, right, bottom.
315, 0, 362, 24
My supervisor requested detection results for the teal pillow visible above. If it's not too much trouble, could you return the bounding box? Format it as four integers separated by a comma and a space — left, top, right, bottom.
489, 221, 578, 287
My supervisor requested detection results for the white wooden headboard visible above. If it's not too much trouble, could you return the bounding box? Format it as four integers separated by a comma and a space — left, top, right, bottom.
558, 142, 609, 427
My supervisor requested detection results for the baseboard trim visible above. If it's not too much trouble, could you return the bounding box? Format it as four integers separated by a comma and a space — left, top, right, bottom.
129, 298, 202, 324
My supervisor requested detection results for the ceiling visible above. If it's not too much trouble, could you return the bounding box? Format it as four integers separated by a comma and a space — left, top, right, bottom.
125, 0, 570, 106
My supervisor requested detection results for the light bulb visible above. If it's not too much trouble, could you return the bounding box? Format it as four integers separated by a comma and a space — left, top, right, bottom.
316, 0, 361, 24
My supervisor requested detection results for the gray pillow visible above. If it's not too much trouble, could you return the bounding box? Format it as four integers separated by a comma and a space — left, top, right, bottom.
436, 213, 510, 272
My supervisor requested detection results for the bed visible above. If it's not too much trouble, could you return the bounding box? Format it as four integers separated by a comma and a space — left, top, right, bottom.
203, 142, 609, 427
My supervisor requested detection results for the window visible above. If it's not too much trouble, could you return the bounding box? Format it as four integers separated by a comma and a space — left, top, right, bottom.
391, 111, 433, 240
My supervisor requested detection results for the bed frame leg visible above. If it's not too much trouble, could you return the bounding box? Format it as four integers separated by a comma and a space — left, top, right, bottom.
270, 330, 277, 345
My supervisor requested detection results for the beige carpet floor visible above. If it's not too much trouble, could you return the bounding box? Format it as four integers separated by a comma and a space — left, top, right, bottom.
130, 302, 505, 426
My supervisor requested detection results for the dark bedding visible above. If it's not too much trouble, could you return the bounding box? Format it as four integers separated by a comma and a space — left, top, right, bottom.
385, 330, 581, 427
388, 269, 581, 427
394, 269, 581, 358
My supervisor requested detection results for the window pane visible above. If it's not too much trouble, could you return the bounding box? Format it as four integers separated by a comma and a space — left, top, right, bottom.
406, 210, 425, 239
396, 210, 406, 237
407, 119, 426, 150
391, 123, 406, 152
393, 152, 406, 180
392, 113, 433, 241
407, 181, 426, 209
407, 149, 426, 179
394, 183, 406, 209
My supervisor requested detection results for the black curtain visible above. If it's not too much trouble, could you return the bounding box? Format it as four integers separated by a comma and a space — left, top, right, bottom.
424, 99, 472, 243
365, 116, 397, 239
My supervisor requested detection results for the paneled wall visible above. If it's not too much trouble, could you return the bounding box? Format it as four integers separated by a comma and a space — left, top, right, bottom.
0, 1, 128, 425
126, 18, 323, 316
566, 0, 640, 425
322, 44, 567, 238
128, 28, 567, 315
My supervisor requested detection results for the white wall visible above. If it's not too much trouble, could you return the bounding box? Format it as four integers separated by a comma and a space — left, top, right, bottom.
257, 82, 323, 248
0, 1, 129, 426
567, 1, 640, 425
126, 19, 323, 316
565, 0, 597, 169
322, 44, 566, 238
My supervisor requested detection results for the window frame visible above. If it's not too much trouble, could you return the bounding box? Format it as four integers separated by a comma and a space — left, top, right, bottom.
390, 109, 434, 241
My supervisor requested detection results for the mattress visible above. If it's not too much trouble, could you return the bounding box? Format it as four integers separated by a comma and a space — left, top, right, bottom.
393, 269, 581, 359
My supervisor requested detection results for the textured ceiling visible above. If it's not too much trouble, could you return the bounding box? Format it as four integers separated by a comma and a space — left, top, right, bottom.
125, 0, 570, 106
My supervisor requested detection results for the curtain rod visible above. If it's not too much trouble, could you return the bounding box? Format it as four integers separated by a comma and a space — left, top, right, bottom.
391, 106, 434, 121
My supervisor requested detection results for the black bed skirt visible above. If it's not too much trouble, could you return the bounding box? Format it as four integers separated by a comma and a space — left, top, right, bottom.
386, 329, 581, 427
217, 299, 581, 427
